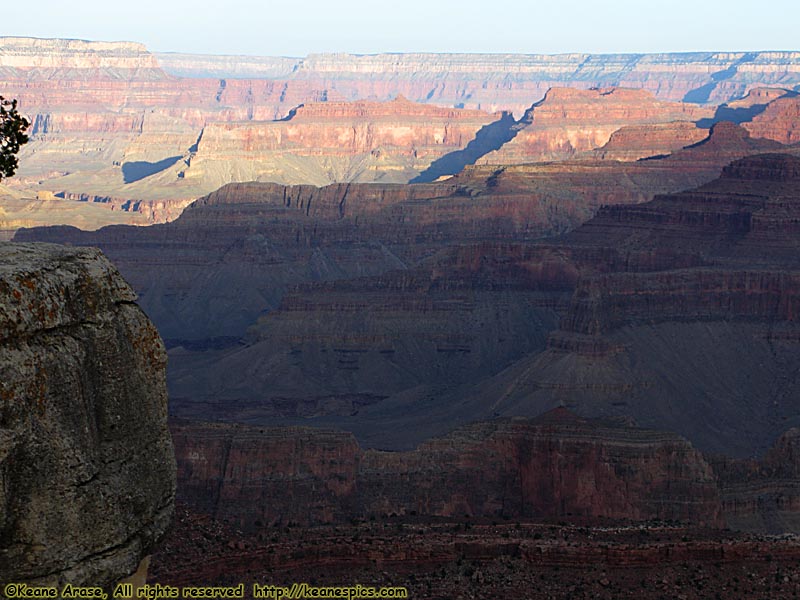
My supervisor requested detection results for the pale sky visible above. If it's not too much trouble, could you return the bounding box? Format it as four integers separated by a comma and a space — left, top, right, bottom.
5, 0, 799, 56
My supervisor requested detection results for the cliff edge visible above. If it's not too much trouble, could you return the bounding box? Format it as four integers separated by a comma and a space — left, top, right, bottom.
0, 243, 176, 587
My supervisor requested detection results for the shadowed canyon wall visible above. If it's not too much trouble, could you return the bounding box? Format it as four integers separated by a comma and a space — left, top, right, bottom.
15, 152, 800, 460
171, 409, 723, 530
170, 407, 800, 534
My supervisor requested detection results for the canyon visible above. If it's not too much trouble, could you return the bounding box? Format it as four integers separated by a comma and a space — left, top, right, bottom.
154, 49, 800, 112
167, 406, 800, 539
477, 86, 712, 164
2, 37, 800, 233
153, 412, 800, 596
183, 96, 505, 188
16, 151, 800, 460
5, 35, 800, 594
476, 152, 800, 459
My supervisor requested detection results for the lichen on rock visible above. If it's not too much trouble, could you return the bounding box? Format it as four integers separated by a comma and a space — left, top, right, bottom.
0, 242, 175, 587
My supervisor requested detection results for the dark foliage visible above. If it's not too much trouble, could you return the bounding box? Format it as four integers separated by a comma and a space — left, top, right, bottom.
0, 96, 30, 180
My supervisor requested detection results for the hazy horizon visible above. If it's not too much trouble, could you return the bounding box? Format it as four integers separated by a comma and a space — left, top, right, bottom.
5, 0, 800, 57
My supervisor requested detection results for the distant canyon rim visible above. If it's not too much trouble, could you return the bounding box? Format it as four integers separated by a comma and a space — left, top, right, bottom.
3, 36, 800, 593
1, 37, 800, 232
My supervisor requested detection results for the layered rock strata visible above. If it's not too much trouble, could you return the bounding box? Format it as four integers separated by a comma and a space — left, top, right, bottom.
713, 428, 800, 533
151, 504, 800, 598
3, 37, 800, 226
743, 93, 800, 144
154, 49, 800, 110
15, 158, 704, 342
171, 409, 721, 529
16, 148, 800, 456
171, 412, 800, 535
591, 121, 708, 161
481, 153, 800, 458
182, 97, 505, 188
479, 87, 712, 164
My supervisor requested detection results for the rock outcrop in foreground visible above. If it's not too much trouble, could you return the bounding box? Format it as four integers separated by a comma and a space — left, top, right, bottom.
0, 243, 176, 587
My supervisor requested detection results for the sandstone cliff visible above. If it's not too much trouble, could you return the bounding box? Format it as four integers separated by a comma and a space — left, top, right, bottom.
591, 121, 708, 161
0, 37, 167, 77
479, 87, 712, 164
181, 97, 504, 188
171, 408, 722, 529
712, 427, 800, 534
0, 243, 176, 587
169, 397, 800, 538
3, 37, 800, 228
171, 412, 800, 534
743, 93, 800, 144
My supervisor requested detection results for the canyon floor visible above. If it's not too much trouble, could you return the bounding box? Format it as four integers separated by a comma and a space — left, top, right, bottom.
152, 502, 800, 599
5, 36, 800, 596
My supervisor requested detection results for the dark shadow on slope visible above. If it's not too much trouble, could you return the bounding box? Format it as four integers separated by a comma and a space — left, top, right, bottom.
277, 104, 304, 122
683, 52, 758, 104
696, 90, 798, 128
122, 156, 182, 184
697, 103, 769, 128
684, 82, 720, 105
410, 112, 519, 183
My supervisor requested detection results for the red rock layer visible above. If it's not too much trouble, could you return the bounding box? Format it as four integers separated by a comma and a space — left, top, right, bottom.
194, 97, 496, 155
16, 146, 800, 461
591, 121, 708, 161
713, 428, 800, 533
17, 127, 760, 351
535, 154, 800, 363
171, 409, 722, 530
554, 153, 800, 334
4, 38, 800, 219
479, 87, 713, 164
561, 152, 800, 273
467, 152, 800, 459
725, 87, 794, 108
51, 192, 193, 223
183, 97, 502, 187
744, 94, 800, 144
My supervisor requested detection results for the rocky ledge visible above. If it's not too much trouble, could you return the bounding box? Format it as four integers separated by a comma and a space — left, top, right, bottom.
0, 243, 176, 587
